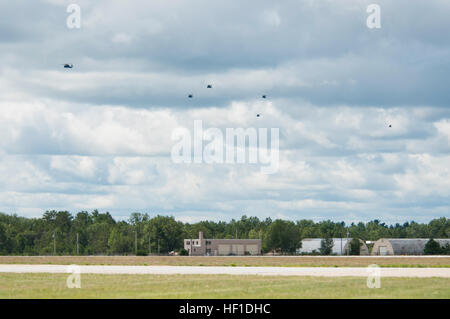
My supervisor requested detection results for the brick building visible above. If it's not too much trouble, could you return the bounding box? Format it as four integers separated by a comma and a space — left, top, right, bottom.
184, 232, 262, 256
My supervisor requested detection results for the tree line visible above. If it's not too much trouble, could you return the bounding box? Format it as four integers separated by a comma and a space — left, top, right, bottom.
0, 211, 448, 255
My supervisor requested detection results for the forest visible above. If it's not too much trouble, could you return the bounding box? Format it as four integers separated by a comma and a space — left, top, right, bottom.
0, 211, 448, 255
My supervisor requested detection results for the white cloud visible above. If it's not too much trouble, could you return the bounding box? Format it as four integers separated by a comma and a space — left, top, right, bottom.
261, 10, 281, 27
435, 119, 450, 143
0, 0, 448, 223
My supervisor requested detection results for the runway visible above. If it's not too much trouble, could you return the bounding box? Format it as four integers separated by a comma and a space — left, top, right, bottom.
0, 264, 449, 277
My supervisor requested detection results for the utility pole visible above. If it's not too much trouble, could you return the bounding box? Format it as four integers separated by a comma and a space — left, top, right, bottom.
149, 236, 151, 256
346, 228, 350, 256
76, 233, 79, 255
53, 232, 56, 255
135, 230, 138, 255
190, 237, 192, 256
157, 238, 160, 255
235, 228, 238, 239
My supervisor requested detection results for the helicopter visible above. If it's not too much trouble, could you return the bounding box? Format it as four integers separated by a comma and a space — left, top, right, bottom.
62, 64, 74, 69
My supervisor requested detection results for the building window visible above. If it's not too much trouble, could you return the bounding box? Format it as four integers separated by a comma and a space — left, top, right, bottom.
186, 241, 190, 245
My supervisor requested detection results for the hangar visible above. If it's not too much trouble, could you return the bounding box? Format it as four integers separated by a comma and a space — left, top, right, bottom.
371, 238, 450, 255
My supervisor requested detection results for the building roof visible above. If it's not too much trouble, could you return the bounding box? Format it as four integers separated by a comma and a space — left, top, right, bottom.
297, 238, 352, 255
379, 238, 450, 254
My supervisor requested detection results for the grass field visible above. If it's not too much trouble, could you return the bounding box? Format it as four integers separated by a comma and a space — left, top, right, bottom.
0, 256, 449, 267
0, 273, 448, 298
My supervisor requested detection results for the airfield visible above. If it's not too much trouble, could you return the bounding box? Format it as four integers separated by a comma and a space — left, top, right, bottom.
1, 256, 449, 298
0, 264, 449, 277
1, 273, 449, 299
0, 255, 449, 267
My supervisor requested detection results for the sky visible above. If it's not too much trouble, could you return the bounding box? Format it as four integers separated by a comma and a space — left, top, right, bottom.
0, 0, 449, 224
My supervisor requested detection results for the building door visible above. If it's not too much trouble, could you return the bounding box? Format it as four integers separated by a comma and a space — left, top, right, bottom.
379, 246, 388, 256
246, 245, 258, 255
232, 245, 244, 255
218, 245, 230, 256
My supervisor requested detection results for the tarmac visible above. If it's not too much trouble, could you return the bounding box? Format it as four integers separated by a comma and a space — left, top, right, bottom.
0, 264, 449, 277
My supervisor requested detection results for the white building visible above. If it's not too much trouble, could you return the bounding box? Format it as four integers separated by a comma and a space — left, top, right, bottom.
296, 238, 369, 255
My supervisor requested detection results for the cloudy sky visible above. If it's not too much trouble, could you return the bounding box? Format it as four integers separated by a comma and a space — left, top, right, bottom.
1, 0, 449, 223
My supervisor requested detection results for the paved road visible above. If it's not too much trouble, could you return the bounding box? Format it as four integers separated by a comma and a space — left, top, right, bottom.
0, 264, 449, 277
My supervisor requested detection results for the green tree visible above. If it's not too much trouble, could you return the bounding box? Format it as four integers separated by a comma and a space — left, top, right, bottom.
144, 215, 184, 253
0, 223, 7, 255
0, 211, 448, 256
428, 217, 449, 238
108, 222, 133, 255
264, 220, 301, 254
442, 243, 450, 255
319, 237, 334, 255
349, 238, 361, 255
87, 222, 113, 255
248, 229, 260, 239
72, 211, 93, 255
424, 239, 443, 255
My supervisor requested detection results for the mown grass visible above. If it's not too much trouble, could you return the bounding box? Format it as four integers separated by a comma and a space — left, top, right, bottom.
0, 256, 449, 267
0, 273, 448, 299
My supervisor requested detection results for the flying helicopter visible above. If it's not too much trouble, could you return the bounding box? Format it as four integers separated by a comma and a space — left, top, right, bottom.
62, 64, 74, 69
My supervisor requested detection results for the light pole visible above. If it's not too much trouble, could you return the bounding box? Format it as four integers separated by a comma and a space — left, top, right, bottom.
134, 230, 137, 255
346, 228, 350, 256
52, 232, 56, 255
149, 236, 151, 256
76, 233, 79, 255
